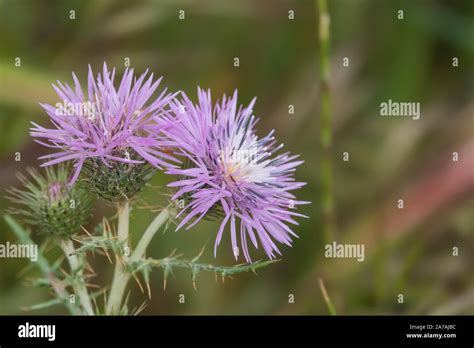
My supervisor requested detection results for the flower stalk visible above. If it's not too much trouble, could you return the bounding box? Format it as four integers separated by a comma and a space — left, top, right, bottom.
106, 203, 171, 314
318, 277, 337, 315
106, 202, 131, 314
317, 0, 337, 243
131, 207, 171, 262
59, 239, 94, 315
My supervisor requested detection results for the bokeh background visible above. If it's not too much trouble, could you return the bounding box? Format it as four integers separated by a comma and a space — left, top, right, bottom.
0, 0, 473, 315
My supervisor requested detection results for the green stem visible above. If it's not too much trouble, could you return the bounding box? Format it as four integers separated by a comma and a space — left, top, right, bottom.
131, 208, 170, 262
316, 0, 337, 244
106, 204, 171, 314
318, 277, 337, 315
59, 239, 94, 315
106, 202, 130, 315
4, 215, 80, 315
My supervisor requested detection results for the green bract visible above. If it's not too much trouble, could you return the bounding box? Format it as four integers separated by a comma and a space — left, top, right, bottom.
7, 165, 92, 238
81, 150, 155, 202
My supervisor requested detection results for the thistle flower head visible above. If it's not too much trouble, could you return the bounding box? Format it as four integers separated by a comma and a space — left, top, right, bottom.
31, 63, 179, 200
165, 88, 308, 263
6, 166, 92, 238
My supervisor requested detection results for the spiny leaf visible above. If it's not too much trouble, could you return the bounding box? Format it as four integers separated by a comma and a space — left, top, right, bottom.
70, 235, 118, 255
127, 252, 280, 290
4, 215, 82, 315
22, 298, 63, 311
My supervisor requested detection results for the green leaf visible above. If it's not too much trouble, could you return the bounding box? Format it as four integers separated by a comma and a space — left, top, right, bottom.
22, 298, 63, 311
127, 250, 280, 289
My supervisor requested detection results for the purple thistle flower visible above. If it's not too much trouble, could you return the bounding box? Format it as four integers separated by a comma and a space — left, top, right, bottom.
165, 88, 309, 263
31, 63, 179, 185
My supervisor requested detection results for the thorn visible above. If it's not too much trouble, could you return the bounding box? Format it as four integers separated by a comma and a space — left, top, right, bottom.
81, 225, 92, 237
104, 247, 112, 263
163, 278, 167, 291
222, 275, 225, 284
92, 293, 98, 313
103, 291, 108, 313
133, 274, 144, 294
87, 283, 100, 289
85, 263, 94, 274
134, 301, 148, 316
147, 281, 151, 299
193, 244, 206, 262
193, 281, 197, 291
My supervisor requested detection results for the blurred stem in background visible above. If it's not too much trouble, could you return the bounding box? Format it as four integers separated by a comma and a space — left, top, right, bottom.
316, 0, 337, 244
318, 277, 337, 315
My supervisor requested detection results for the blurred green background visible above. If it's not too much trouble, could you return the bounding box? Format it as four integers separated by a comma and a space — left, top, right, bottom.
0, 0, 473, 315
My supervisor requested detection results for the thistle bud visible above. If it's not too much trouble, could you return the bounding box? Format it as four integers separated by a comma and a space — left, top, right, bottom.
7, 166, 92, 238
